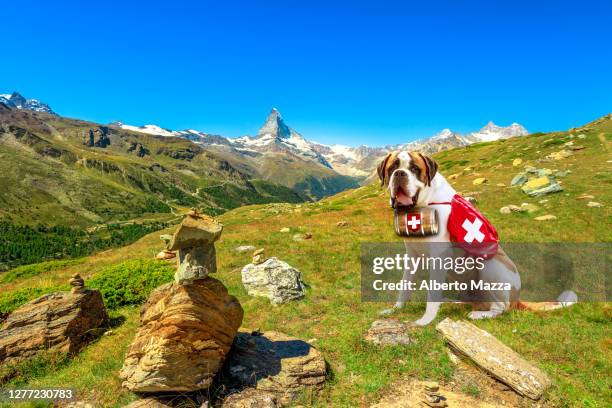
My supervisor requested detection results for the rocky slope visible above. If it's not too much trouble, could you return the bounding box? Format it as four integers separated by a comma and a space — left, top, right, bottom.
120, 109, 359, 199
0, 104, 305, 227
0, 92, 54, 114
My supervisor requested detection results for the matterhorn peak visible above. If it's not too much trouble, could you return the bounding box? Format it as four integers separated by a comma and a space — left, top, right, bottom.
482, 121, 499, 130
258, 107, 291, 139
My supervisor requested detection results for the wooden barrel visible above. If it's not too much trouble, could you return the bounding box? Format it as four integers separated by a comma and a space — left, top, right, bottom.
394, 207, 439, 237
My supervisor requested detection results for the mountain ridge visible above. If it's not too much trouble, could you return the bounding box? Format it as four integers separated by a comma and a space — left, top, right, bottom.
0, 92, 55, 114
118, 110, 528, 178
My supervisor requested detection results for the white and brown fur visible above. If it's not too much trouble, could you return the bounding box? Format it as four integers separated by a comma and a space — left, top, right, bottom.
377, 151, 575, 326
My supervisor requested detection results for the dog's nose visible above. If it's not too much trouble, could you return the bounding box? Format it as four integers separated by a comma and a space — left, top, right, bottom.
395, 169, 407, 177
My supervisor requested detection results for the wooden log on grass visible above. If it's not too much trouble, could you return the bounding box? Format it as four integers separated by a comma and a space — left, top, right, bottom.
436, 318, 551, 400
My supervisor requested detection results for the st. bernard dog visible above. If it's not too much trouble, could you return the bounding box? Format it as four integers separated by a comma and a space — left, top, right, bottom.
377, 150, 575, 326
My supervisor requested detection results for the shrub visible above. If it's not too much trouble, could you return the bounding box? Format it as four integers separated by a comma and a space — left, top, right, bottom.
89, 259, 174, 309
1, 259, 85, 283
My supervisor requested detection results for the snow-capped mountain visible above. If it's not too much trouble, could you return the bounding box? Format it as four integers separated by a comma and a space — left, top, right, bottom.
117, 110, 528, 179
0, 92, 55, 114
117, 108, 333, 168
467, 121, 528, 142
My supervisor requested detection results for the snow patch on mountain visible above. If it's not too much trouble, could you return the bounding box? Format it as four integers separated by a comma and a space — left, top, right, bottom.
115, 110, 528, 179
0, 92, 55, 114
468, 121, 528, 142
119, 123, 176, 137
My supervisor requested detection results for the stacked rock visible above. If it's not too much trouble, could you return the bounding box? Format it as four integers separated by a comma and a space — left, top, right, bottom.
120, 210, 243, 397
421, 381, 447, 407
164, 209, 223, 285
69, 273, 85, 294
252, 248, 265, 265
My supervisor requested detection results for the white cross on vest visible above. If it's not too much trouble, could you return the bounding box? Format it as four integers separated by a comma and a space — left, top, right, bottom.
407, 215, 421, 230
462, 217, 485, 243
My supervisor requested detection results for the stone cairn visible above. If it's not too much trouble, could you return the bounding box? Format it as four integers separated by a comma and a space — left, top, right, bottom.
69, 273, 85, 294
155, 234, 176, 260
166, 209, 223, 285
252, 248, 266, 265
120, 210, 243, 398
421, 381, 447, 407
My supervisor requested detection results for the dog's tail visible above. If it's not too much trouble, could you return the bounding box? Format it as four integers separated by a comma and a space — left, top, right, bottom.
517, 290, 578, 312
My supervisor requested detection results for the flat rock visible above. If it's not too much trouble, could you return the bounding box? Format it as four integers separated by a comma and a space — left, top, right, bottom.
120, 278, 243, 392
223, 330, 326, 405
472, 177, 487, 186
123, 397, 174, 408
507, 204, 526, 213
587, 201, 603, 208
521, 176, 563, 196
0, 289, 109, 365
155, 250, 176, 260
512, 158, 523, 166
241, 258, 306, 305
167, 213, 223, 251
510, 173, 528, 186
546, 149, 573, 160
436, 318, 551, 400
370, 379, 497, 408
535, 214, 557, 221
364, 319, 413, 346
222, 388, 278, 408
236, 245, 256, 253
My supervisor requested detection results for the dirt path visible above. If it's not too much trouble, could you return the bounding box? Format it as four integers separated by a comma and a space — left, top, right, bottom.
597, 132, 609, 150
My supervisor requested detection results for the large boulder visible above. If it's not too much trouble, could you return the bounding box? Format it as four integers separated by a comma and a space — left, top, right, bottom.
223, 330, 326, 405
0, 288, 109, 365
119, 277, 243, 393
241, 258, 306, 305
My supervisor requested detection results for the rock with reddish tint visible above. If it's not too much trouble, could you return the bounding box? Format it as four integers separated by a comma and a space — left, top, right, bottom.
0, 287, 108, 364
119, 278, 243, 392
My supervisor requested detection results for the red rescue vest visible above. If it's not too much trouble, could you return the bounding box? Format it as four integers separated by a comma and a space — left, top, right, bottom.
429, 194, 499, 259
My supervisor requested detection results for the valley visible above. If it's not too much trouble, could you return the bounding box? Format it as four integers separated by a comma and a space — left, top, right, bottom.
0, 111, 609, 407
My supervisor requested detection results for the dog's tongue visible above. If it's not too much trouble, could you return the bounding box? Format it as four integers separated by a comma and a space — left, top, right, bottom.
396, 189, 413, 206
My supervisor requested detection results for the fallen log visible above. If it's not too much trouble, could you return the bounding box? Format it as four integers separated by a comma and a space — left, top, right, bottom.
436, 318, 551, 400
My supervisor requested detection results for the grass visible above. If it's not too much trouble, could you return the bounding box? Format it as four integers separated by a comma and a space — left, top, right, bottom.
0, 115, 610, 407
0, 259, 85, 283
89, 259, 174, 309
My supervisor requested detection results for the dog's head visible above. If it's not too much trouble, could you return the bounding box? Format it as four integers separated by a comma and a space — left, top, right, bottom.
377, 151, 438, 209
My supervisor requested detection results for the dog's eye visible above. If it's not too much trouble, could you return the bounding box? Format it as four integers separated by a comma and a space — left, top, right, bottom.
410, 165, 420, 174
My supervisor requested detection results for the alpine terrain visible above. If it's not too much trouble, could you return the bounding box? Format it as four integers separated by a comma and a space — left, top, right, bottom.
121, 109, 528, 179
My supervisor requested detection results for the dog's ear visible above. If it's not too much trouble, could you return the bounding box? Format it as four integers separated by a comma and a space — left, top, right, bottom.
377, 153, 393, 187
418, 153, 438, 186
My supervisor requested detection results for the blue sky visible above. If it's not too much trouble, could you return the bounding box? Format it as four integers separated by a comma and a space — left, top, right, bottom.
2, 0, 611, 146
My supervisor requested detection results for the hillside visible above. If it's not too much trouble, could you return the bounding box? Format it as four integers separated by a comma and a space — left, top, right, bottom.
119, 107, 361, 199
0, 114, 610, 407
119, 107, 528, 182
0, 104, 307, 228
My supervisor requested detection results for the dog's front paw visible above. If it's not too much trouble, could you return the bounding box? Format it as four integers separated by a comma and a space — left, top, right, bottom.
413, 316, 435, 326
378, 308, 395, 316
